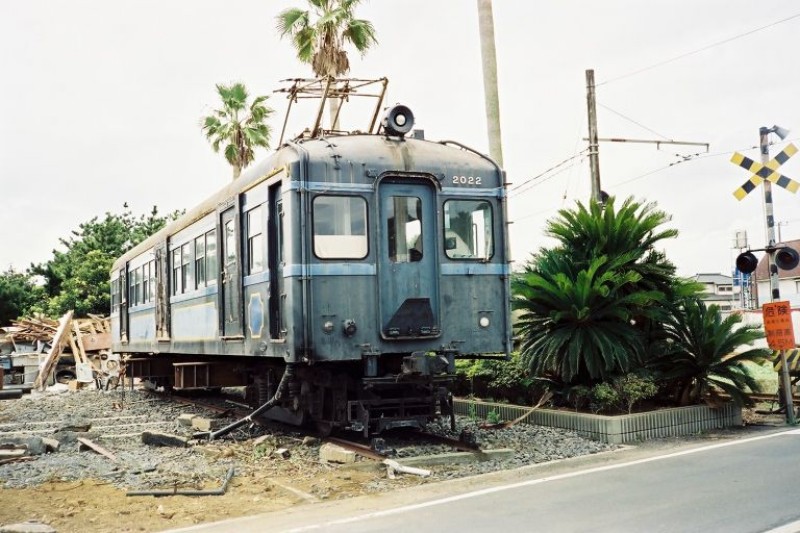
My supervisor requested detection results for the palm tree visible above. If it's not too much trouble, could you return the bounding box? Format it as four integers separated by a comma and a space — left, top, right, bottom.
650, 298, 770, 406
276, 0, 377, 129
513, 253, 663, 383
201, 83, 273, 180
276, 0, 377, 78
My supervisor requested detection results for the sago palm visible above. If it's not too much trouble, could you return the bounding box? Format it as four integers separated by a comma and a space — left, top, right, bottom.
513, 253, 663, 383
651, 298, 770, 406
276, 0, 377, 78
201, 83, 273, 180
546, 196, 679, 295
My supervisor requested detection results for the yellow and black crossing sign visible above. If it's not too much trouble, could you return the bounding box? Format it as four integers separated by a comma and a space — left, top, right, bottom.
732, 143, 799, 200
773, 349, 800, 373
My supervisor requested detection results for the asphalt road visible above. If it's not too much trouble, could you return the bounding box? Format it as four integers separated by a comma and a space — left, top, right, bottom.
167, 428, 800, 533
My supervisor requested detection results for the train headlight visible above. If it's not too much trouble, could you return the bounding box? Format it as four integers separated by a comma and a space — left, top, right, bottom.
322, 321, 334, 334
479, 316, 490, 328
343, 319, 357, 337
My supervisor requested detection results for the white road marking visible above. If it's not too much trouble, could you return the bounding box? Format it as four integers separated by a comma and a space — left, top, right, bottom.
286, 429, 800, 532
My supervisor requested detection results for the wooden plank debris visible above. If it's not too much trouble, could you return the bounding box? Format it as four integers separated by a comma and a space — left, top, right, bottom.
8, 312, 111, 390
32, 310, 73, 391
77, 437, 118, 462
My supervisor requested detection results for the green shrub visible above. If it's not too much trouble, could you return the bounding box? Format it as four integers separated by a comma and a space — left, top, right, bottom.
616, 374, 658, 413
590, 382, 619, 414
486, 408, 502, 425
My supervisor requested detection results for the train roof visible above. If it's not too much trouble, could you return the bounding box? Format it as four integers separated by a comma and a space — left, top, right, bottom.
112, 134, 502, 270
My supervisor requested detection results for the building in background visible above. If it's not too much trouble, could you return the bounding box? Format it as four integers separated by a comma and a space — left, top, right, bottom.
692, 273, 740, 312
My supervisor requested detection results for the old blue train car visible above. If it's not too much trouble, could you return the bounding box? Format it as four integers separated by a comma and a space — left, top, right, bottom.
111, 98, 511, 434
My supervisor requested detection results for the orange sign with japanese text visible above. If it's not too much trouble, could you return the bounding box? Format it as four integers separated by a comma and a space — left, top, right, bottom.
762, 301, 796, 350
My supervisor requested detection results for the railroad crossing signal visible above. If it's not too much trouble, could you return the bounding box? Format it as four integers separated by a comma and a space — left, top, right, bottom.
731, 143, 799, 200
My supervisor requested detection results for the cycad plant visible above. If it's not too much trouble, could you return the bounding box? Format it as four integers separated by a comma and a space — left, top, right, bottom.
650, 298, 770, 406
513, 252, 662, 383
513, 196, 685, 387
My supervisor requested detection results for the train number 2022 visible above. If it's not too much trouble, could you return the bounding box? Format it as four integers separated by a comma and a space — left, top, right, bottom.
452, 175, 482, 185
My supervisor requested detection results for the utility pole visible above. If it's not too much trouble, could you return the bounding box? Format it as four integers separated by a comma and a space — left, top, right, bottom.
760, 126, 796, 425
585, 69, 601, 203
477, 0, 504, 167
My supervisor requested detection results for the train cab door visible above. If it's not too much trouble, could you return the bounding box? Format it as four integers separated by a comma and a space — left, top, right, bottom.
220, 205, 244, 338
377, 180, 440, 338
268, 184, 285, 339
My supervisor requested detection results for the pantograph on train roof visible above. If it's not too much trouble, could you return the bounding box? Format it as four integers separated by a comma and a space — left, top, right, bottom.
274, 76, 390, 145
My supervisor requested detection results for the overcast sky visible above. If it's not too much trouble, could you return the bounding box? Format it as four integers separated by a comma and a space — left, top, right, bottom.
2, 0, 800, 277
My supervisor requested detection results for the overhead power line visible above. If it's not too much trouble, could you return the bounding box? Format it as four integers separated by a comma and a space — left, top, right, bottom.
510, 150, 588, 197
598, 103, 671, 140
598, 12, 800, 86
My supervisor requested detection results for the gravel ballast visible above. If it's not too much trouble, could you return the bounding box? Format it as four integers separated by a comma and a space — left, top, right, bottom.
0, 387, 616, 491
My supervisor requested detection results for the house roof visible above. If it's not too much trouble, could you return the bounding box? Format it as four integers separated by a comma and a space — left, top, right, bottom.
693, 273, 732, 285
754, 238, 800, 280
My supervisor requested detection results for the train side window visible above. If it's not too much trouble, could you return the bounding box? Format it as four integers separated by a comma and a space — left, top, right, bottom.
172, 248, 182, 295
128, 268, 136, 307
181, 243, 193, 293
111, 276, 120, 312
195, 235, 206, 288
148, 260, 156, 301
225, 220, 236, 263
205, 230, 218, 284
142, 262, 150, 304
247, 206, 264, 273
312, 195, 367, 259
443, 200, 494, 260
387, 196, 422, 263
132, 267, 142, 306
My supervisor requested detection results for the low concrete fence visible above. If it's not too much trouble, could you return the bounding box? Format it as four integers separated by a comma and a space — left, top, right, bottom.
453, 398, 742, 445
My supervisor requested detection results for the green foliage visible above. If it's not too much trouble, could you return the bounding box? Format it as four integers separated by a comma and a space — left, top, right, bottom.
0, 269, 46, 326
32, 205, 180, 318
589, 382, 619, 414
649, 298, 770, 406
616, 374, 658, 413
512, 196, 688, 386
486, 408, 502, 425
566, 385, 591, 412
467, 401, 478, 422
201, 83, 273, 179
455, 353, 536, 404
514, 253, 662, 383
277, 0, 378, 77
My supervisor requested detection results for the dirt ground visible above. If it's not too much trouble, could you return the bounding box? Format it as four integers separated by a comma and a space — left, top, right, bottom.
0, 450, 426, 533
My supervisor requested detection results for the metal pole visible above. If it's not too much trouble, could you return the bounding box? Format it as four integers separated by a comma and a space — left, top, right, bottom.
585, 69, 601, 203
761, 126, 796, 424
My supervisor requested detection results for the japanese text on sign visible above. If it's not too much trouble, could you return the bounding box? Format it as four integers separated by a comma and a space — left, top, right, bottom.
763, 301, 796, 350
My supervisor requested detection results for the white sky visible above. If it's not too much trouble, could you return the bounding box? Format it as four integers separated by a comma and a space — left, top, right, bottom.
2, 0, 799, 277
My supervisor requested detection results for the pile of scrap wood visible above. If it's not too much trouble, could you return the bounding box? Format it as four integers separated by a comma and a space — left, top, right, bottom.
3, 311, 112, 391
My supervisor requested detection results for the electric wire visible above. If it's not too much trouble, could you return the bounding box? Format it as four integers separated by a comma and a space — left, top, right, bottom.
607, 140, 799, 188
597, 103, 671, 140
509, 150, 588, 197
597, 12, 800, 87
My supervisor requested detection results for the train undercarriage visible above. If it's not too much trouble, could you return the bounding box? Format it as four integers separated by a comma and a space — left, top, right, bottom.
124, 353, 456, 436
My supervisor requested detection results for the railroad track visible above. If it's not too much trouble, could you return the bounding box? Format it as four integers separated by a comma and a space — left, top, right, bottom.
748, 392, 800, 406
326, 430, 485, 462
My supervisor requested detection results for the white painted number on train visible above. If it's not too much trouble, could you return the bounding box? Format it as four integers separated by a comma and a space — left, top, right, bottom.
452, 175, 482, 185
